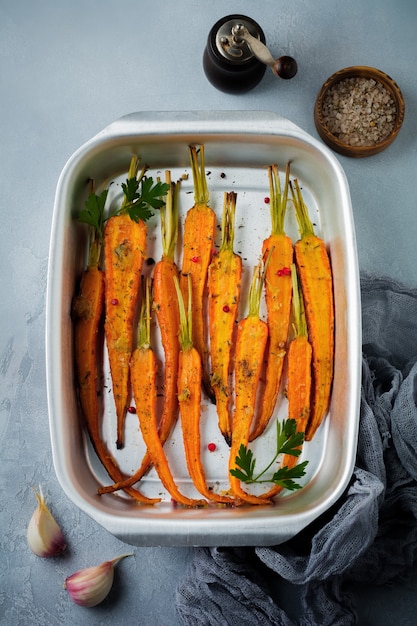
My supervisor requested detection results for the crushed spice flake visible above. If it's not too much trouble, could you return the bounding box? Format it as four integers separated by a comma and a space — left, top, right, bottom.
321, 77, 397, 147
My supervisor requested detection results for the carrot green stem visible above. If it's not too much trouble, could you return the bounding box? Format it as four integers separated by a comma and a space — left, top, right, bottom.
137, 277, 152, 350
268, 162, 291, 235
248, 253, 271, 318
189, 145, 209, 205
160, 171, 179, 260
269, 165, 282, 235
174, 274, 193, 350
290, 264, 308, 338
120, 156, 147, 213
290, 178, 315, 238
219, 192, 237, 252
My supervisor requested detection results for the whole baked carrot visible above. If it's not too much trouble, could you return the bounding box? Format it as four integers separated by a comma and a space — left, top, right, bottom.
72, 184, 106, 460
73, 183, 160, 505
207, 191, 242, 445
174, 275, 233, 504
98, 174, 182, 495
180, 145, 216, 400
104, 157, 168, 449
250, 163, 293, 441
262, 264, 311, 499
291, 178, 334, 441
228, 261, 272, 505
130, 278, 207, 507
152, 172, 182, 448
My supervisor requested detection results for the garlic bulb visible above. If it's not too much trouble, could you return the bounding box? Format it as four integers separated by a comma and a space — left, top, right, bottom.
64, 554, 134, 607
27, 485, 66, 557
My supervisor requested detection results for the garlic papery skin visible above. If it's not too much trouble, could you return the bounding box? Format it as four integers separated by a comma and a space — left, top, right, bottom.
27, 485, 66, 557
64, 553, 134, 607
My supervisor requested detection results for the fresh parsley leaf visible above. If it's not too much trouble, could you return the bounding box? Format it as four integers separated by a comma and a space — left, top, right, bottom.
78, 189, 108, 240
277, 419, 304, 457
126, 202, 155, 223
120, 176, 170, 223
121, 177, 141, 204
140, 178, 170, 210
230, 444, 256, 482
271, 461, 309, 490
229, 418, 309, 492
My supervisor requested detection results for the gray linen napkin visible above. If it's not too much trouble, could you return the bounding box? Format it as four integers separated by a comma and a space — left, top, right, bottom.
175, 276, 417, 625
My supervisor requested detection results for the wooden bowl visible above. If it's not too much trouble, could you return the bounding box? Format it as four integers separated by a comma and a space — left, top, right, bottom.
314, 66, 405, 157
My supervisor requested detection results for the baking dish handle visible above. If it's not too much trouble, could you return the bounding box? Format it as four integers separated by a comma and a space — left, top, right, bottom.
96, 110, 307, 142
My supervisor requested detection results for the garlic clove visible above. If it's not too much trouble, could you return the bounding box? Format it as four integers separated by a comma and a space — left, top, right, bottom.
27, 485, 66, 557
64, 553, 134, 607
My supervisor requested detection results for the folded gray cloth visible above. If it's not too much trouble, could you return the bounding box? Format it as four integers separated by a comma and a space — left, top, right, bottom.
176, 276, 417, 625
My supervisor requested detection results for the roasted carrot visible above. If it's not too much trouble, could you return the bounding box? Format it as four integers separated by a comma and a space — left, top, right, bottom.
128, 277, 206, 507
72, 184, 106, 458
104, 157, 168, 449
104, 157, 146, 449
291, 178, 334, 441
100, 173, 183, 494
262, 264, 311, 499
228, 261, 272, 505
73, 183, 159, 505
152, 172, 182, 448
207, 191, 242, 445
250, 163, 293, 441
180, 145, 216, 400
174, 275, 233, 504
98, 173, 182, 495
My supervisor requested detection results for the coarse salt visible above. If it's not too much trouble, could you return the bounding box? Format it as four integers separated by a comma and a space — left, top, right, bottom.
321, 77, 397, 147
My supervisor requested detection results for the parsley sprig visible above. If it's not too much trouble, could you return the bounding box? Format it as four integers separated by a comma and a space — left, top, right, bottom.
230, 419, 309, 492
78, 185, 108, 267
77, 158, 169, 263
118, 157, 169, 223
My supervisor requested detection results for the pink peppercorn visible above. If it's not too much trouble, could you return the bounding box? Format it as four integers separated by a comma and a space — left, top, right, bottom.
191, 256, 200, 263
264, 197, 270, 204
207, 442, 216, 452
222, 305, 230, 313
127, 406, 136, 414
277, 267, 291, 277
111, 298, 119, 305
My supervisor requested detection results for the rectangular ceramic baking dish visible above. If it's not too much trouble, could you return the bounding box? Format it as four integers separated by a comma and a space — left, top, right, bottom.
46, 111, 361, 547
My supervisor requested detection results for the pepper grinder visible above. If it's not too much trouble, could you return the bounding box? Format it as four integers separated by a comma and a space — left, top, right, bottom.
203, 14, 297, 94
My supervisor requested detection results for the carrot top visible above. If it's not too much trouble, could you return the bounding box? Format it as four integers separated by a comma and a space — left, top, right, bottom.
189, 145, 209, 205
137, 277, 152, 351
219, 191, 237, 253
248, 254, 270, 318
290, 263, 308, 338
117, 156, 170, 223
290, 178, 315, 238
268, 163, 290, 236
174, 274, 193, 351
78, 181, 108, 268
160, 171, 179, 260
78, 157, 170, 265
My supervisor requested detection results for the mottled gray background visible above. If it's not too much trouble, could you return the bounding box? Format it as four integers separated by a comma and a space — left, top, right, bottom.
1, 1, 417, 624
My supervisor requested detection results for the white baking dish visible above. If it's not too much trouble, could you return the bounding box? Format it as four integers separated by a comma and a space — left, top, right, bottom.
46, 111, 361, 546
